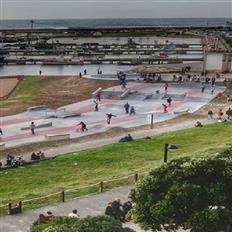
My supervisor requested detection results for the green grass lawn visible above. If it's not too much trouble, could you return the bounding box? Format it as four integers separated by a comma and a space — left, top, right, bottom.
0, 76, 41, 106
0, 121, 232, 211
225, 37, 232, 47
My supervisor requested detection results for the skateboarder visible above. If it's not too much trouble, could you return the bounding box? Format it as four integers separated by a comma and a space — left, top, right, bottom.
84, 69, 87, 75
30, 122, 36, 135
124, 102, 130, 114
106, 113, 116, 124
79, 72, 82, 78
96, 91, 101, 102
167, 97, 172, 107
39, 70, 42, 76
164, 82, 168, 92
162, 104, 168, 113
94, 100, 99, 111
77, 121, 88, 132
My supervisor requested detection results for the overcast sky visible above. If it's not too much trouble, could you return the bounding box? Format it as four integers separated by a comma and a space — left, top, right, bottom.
1, 0, 231, 20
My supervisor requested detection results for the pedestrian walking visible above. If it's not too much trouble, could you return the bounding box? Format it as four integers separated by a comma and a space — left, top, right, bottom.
129, 106, 136, 115
208, 110, 213, 120
201, 83, 205, 93
124, 102, 130, 114
30, 122, 36, 135
0, 128, 3, 135
212, 77, 216, 86
106, 113, 116, 124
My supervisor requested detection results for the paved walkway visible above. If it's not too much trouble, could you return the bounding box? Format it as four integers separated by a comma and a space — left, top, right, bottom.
0, 186, 136, 232
0, 185, 189, 232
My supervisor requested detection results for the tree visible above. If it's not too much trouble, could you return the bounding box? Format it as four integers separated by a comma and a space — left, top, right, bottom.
30, 215, 135, 232
130, 148, 232, 232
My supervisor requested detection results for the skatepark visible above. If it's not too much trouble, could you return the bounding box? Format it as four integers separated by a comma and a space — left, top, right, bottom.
0, 79, 225, 148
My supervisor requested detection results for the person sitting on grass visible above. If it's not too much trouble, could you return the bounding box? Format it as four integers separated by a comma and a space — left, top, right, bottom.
195, 121, 203, 127
68, 209, 80, 218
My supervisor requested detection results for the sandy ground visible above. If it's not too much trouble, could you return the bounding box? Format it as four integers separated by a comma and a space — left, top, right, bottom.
132, 62, 203, 73
0, 76, 118, 116
0, 77, 21, 98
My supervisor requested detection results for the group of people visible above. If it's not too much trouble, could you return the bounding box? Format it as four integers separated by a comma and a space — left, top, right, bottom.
140, 73, 162, 82
1, 154, 26, 168
34, 209, 79, 225
31, 151, 45, 161
117, 72, 127, 89
124, 102, 135, 115
105, 199, 132, 222
208, 107, 232, 121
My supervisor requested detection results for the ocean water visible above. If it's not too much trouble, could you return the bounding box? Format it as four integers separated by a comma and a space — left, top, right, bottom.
0, 18, 231, 29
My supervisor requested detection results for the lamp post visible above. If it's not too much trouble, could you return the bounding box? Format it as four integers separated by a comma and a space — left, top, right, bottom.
164, 143, 169, 163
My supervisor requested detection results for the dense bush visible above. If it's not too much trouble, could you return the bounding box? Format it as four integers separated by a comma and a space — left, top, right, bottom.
29, 215, 135, 232
130, 148, 232, 232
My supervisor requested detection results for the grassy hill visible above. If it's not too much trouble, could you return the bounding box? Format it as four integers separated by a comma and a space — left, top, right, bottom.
0, 121, 232, 214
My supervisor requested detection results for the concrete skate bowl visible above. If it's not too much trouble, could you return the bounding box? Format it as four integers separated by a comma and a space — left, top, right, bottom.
101, 91, 123, 100
185, 96, 211, 103
0, 76, 23, 99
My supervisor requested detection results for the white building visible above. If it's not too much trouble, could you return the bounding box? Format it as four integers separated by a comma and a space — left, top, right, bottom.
205, 52, 232, 73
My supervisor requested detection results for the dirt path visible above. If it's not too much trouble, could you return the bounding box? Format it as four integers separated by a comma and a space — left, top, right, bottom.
0, 76, 117, 116
0, 77, 21, 98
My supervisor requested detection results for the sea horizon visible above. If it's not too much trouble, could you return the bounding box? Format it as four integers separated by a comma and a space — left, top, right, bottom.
0, 17, 231, 29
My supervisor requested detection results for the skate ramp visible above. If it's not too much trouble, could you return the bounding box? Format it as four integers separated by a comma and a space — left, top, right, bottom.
27, 105, 48, 111
21, 122, 53, 130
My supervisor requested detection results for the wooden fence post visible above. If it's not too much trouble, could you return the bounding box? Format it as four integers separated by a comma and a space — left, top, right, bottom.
18, 201, 22, 213
8, 203, 11, 215
99, 181, 104, 193
61, 191, 65, 202
134, 173, 138, 183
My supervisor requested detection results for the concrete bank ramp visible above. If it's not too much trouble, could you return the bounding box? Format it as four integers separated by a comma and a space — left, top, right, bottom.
92, 87, 102, 98
162, 93, 186, 100
21, 122, 53, 130
27, 105, 48, 111
58, 112, 81, 119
